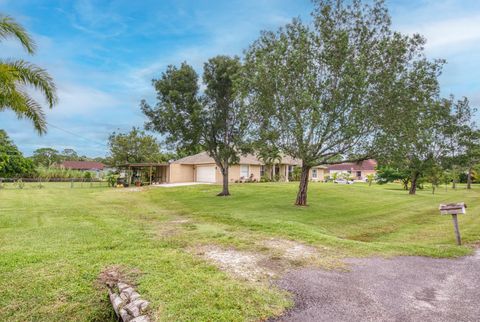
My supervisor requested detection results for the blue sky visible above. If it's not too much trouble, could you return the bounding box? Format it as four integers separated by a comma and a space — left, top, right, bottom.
1, 0, 480, 157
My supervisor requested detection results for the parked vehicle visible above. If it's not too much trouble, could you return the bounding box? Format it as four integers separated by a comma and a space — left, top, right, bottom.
334, 178, 354, 184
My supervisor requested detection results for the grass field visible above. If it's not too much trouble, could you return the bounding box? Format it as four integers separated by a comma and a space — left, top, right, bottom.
1, 182, 479, 321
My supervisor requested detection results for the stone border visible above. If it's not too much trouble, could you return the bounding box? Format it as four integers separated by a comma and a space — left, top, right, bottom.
108, 282, 151, 322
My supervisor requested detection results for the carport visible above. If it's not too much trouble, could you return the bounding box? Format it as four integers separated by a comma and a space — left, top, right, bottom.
118, 163, 170, 185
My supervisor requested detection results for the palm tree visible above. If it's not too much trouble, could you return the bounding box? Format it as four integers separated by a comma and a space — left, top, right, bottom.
0, 15, 57, 134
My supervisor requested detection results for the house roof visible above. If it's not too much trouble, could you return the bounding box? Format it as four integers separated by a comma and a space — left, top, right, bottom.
61, 161, 104, 170
278, 155, 302, 166
326, 159, 377, 171
118, 162, 169, 168
173, 151, 302, 166
173, 152, 263, 165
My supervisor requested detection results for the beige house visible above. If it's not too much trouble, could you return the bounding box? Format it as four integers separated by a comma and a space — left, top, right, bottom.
170, 152, 304, 184
120, 152, 376, 185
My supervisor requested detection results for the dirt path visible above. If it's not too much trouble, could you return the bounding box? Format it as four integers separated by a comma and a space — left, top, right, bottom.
273, 250, 480, 322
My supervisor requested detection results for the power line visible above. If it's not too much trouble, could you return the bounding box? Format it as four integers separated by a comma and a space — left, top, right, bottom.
46, 122, 107, 147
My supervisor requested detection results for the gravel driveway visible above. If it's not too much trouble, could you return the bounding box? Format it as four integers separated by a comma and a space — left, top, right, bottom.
274, 250, 480, 322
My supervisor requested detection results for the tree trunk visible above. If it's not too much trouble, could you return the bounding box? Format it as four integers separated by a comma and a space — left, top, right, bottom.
452, 179, 456, 190
467, 166, 472, 190
217, 165, 230, 196
409, 172, 418, 195
295, 165, 311, 206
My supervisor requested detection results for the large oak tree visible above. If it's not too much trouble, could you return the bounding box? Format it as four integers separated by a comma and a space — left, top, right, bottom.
141, 56, 250, 196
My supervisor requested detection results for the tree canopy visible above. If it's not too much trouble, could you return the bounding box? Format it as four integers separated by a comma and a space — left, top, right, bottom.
107, 127, 166, 165
142, 55, 250, 196
244, 0, 445, 204
0, 129, 35, 178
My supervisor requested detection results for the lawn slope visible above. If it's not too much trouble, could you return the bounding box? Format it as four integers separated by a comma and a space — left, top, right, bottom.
0, 182, 478, 321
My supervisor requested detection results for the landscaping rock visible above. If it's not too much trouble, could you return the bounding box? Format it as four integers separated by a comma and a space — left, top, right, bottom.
117, 282, 131, 292
124, 301, 141, 317
102, 276, 151, 322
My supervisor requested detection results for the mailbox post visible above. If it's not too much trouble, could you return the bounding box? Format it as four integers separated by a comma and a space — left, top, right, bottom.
439, 203, 467, 245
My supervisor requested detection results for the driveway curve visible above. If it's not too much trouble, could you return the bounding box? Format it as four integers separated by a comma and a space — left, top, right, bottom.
274, 250, 480, 322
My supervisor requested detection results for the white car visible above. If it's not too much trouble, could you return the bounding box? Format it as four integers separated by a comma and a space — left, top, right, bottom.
334, 178, 354, 184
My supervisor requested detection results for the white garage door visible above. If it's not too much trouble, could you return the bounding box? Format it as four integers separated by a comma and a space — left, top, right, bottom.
196, 166, 216, 182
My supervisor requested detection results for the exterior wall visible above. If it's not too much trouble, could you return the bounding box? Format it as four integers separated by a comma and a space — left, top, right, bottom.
310, 168, 326, 181
225, 164, 261, 183
358, 170, 376, 180
168, 164, 195, 183
171, 163, 262, 184
327, 169, 377, 180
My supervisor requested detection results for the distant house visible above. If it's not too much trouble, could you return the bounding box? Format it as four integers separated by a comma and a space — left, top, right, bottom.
59, 161, 106, 178
323, 159, 377, 181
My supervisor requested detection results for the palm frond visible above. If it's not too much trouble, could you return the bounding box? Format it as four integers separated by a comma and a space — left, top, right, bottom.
0, 15, 36, 54
0, 88, 47, 134
1, 59, 58, 107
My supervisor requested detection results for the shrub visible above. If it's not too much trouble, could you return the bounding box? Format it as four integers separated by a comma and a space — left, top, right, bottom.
260, 175, 271, 183
14, 179, 25, 189
289, 167, 302, 181
106, 173, 119, 187
83, 171, 93, 181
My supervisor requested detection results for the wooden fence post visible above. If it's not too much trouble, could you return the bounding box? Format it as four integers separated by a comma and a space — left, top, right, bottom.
451, 214, 461, 245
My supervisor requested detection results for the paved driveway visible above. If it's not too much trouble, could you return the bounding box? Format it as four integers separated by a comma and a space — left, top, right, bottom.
274, 250, 480, 322
152, 182, 212, 188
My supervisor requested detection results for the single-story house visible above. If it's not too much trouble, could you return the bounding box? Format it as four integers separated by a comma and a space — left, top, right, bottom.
170, 152, 303, 184
320, 159, 377, 181
119, 152, 303, 185
119, 152, 377, 185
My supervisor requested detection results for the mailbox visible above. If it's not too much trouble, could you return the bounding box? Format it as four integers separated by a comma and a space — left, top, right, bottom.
439, 202, 467, 245
439, 203, 466, 215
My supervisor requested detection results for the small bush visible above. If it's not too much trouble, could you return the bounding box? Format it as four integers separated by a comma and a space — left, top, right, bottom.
260, 175, 271, 183
84, 171, 93, 182
106, 173, 119, 187
15, 179, 25, 189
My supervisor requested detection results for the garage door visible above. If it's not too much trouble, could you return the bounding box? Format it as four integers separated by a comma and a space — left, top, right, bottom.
196, 166, 216, 182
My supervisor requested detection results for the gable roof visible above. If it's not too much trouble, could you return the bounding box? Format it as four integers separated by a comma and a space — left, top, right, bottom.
173, 152, 263, 165
172, 151, 302, 166
61, 161, 104, 170
277, 155, 302, 166
326, 159, 377, 171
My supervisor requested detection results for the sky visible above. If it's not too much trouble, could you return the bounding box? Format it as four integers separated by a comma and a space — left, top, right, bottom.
1, 0, 480, 157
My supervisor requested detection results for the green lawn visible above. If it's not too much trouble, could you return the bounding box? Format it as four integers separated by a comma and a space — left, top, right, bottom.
0, 182, 479, 321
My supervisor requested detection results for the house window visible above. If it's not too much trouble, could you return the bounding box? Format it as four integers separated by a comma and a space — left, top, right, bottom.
312, 169, 318, 179
240, 164, 249, 178
260, 165, 265, 177
356, 171, 362, 178
288, 165, 293, 175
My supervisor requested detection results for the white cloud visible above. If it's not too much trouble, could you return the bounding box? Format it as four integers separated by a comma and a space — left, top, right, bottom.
401, 14, 480, 53
45, 83, 121, 117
